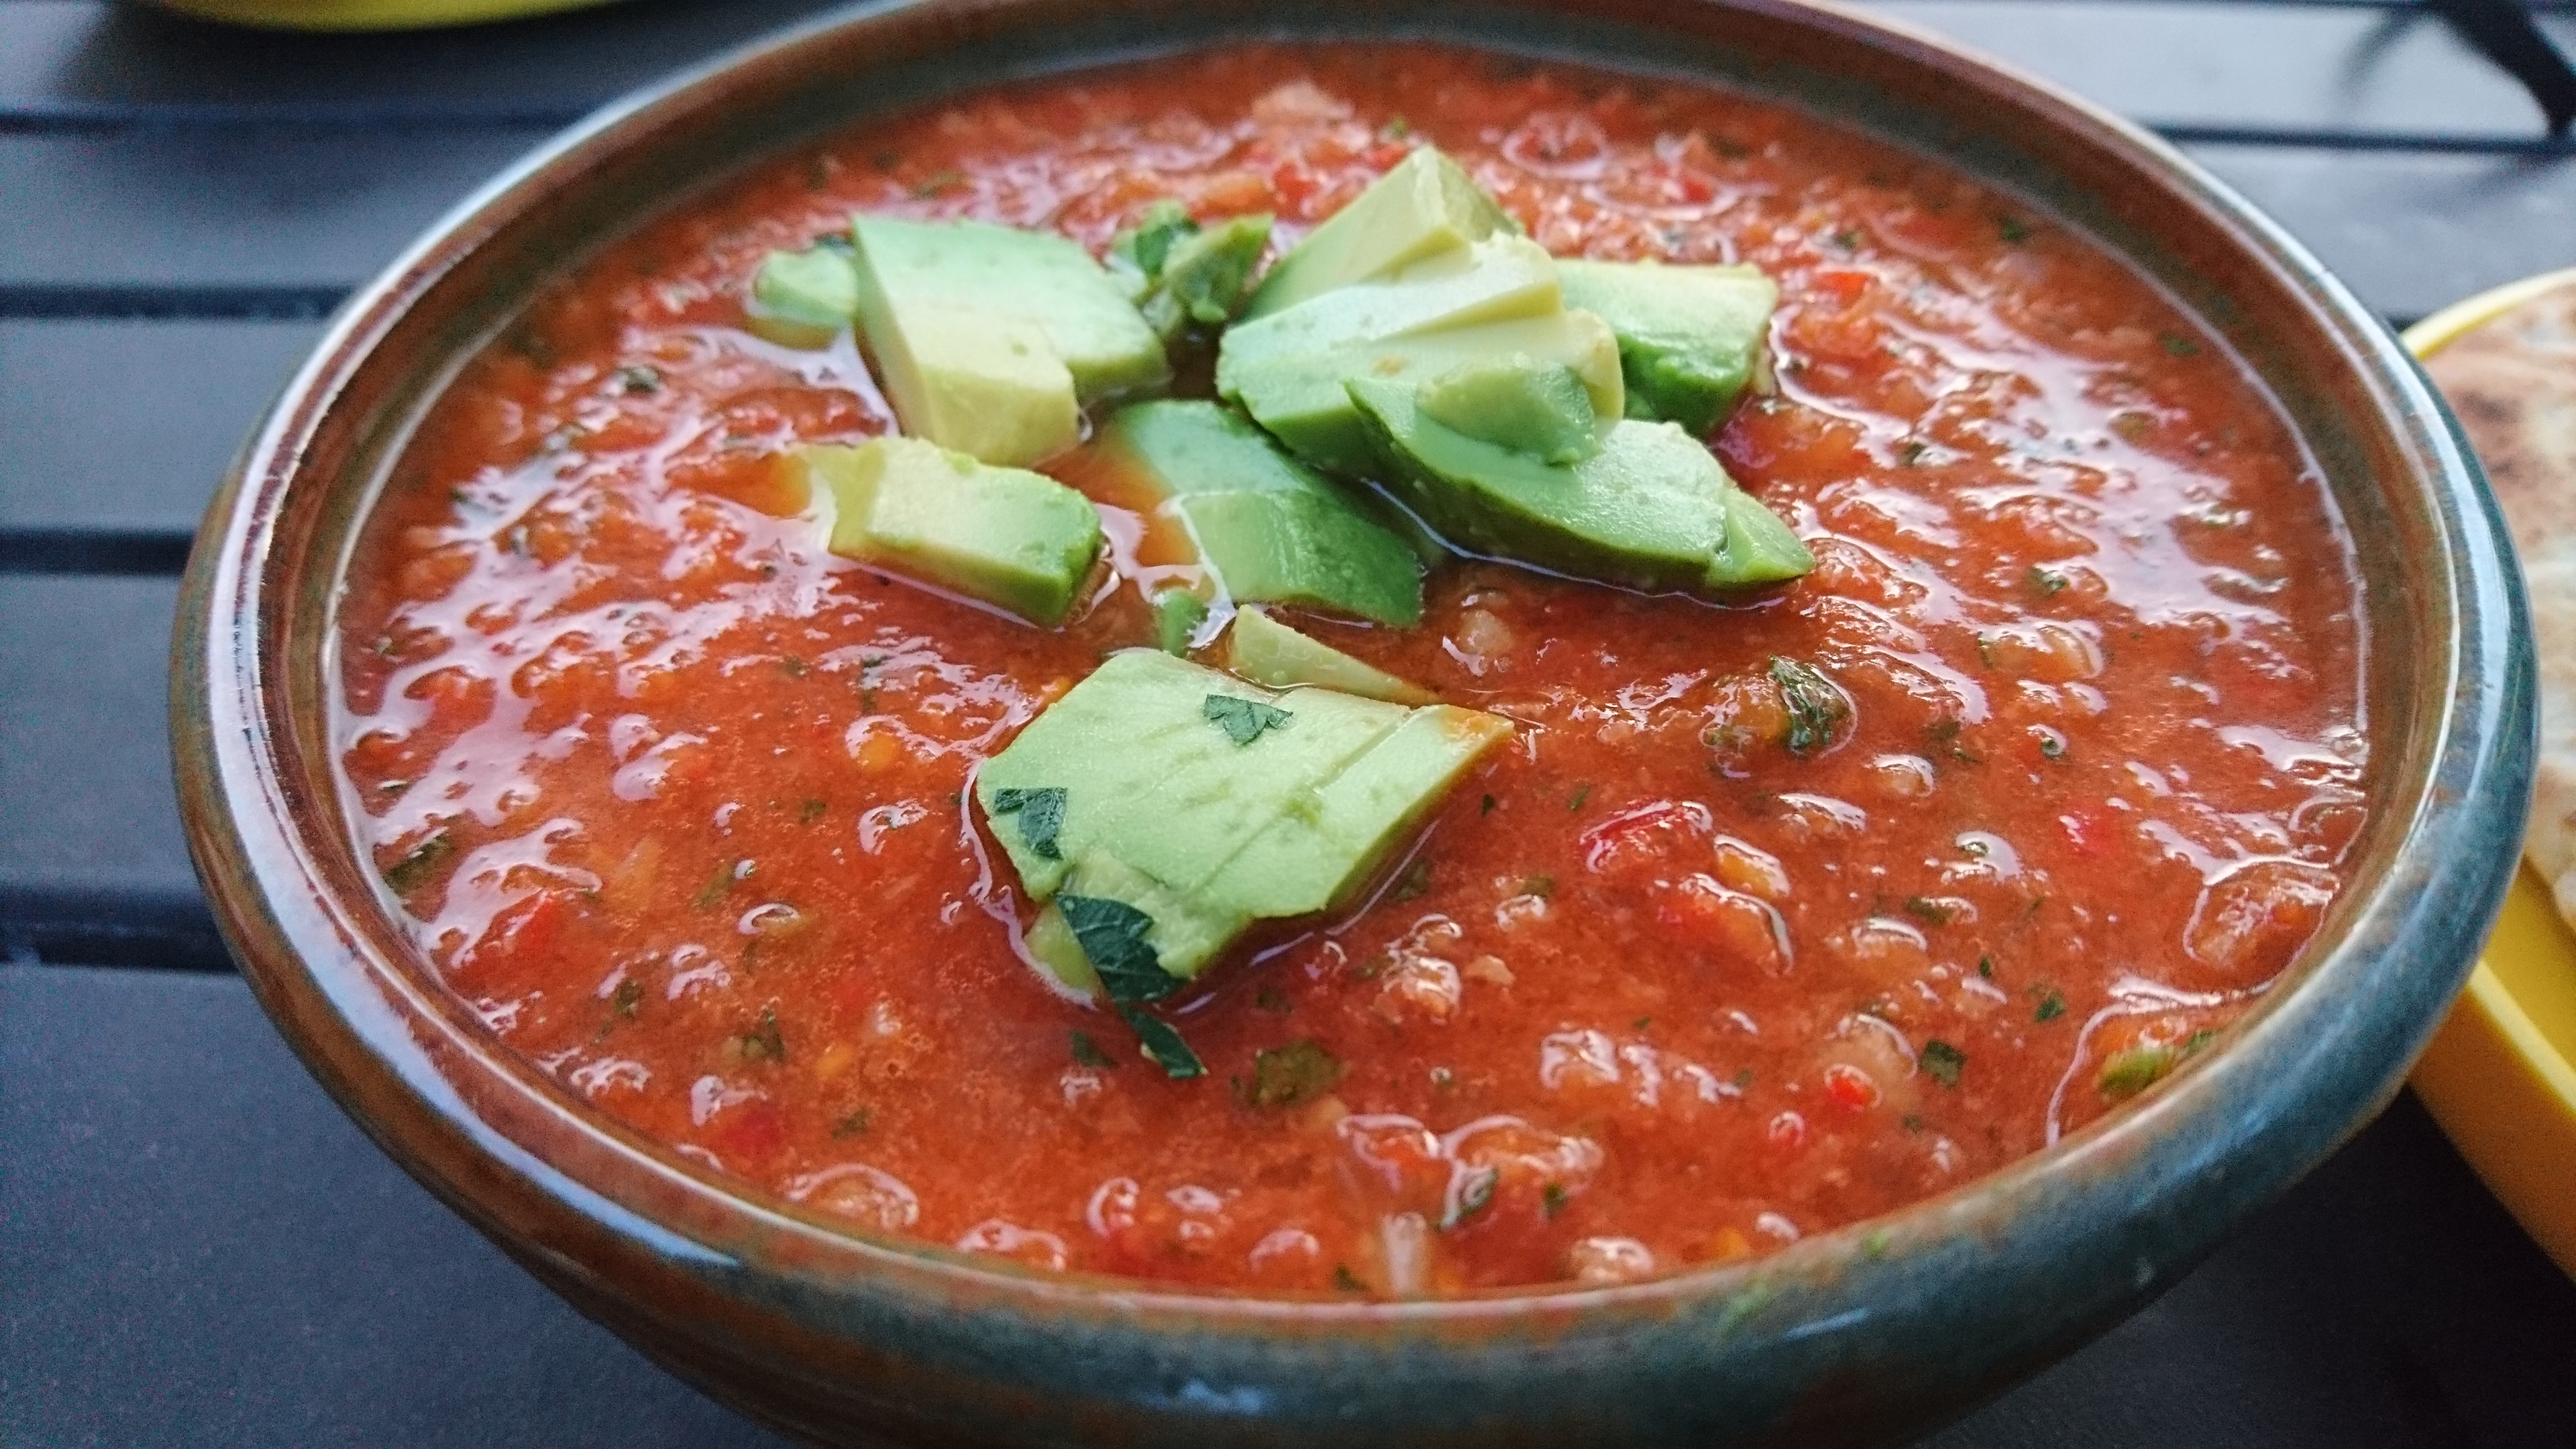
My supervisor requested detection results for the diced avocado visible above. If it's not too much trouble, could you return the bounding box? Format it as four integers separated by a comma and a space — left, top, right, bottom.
1228, 606, 1432, 704
849, 216, 1170, 466
748, 242, 862, 347
1112, 207, 1275, 342
1220, 237, 1564, 377
795, 439, 1103, 626
1097, 401, 1423, 625
1415, 354, 1601, 465
1152, 586, 1210, 655
974, 650, 1509, 982
1558, 260, 1778, 434
1221, 307, 1622, 476
1345, 379, 1812, 595
1242, 148, 1517, 319
1712, 486, 1817, 586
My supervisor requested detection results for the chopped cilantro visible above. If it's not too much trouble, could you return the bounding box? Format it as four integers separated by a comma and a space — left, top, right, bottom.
1997, 214, 2031, 243
910, 168, 964, 198
1203, 694, 1293, 745
1978, 955, 1994, 979
609, 977, 643, 1020
1069, 1030, 1120, 1070
1057, 894, 1179, 1003
1896, 439, 1927, 466
2027, 566, 2068, 596
1379, 115, 1413, 141
1541, 1181, 1569, 1219
1441, 1166, 1500, 1230
2158, 332, 2202, 358
989, 786, 1067, 860
1332, 1263, 1366, 1292
1481, 794, 1497, 815
382, 832, 453, 892
1254, 987, 1293, 1014
797, 798, 828, 824
1919, 1039, 1966, 1087
1116, 1004, 1204, 1079
778, 655, 808, 677
693, 859, 744, 912
1734, 1067, 1755, 1089
615, 364, 661, 395
1240, 1038, 1343, 1108
1768, 657, 1849, 755
1902, 896, 1953, 926
730, 1004, 787, 1063
2098, 1045, 2174, 1100
1519, 874, 1555, 899
831, 1108, 872, 1137
1111, 199, 1197, 280
1389, 857, 1433, 902
2035, 991, 2067, 1022
1567, 782, 1592, 811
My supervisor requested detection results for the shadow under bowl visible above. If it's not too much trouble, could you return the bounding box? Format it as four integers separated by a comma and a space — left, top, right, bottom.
171, 1, 2535, 1443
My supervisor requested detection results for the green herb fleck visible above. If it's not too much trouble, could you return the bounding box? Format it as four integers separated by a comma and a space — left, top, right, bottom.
382, 832, 453, 892
730, 1004, 787, 1064
1832, 227, 1862, 251
694, 859, 744, 912
1769, 657, 1849, 756
1203, 694, 1294, 745
1568, 782, 1592, 812
2027, 566, 2068, 596
1241, 1038, 1343, 1108
1069, 1030, 1120, 1070
2098, 1045, 2175, 1100
1389, 857, 1434, 902
1116, 1004, 1204, 1079
1997, 215, 2031, 244
797, 798, 828, 824
1254, 985, 1294, 1014
1057, 894, 1178, 1003
608, 977, 644, 1020
615, 364, 661, 394
1379, 115, 1413, 141
1541, 1181, 1569, 1219
910, 168, 964, 198
1481, 794, 1498, 815
1111, 199, 1197, 279
1978, 955, 1994, 979
1441, 1166, 1501, 1230
778, 655, 808, 677
1734, 1067, 1756, 1089
2158, 332, 2202, 358
1902, 896, 1954, 926
1518, 874, 1555, 899
1896, 439, 1927, 466
1333, 1263, 1366, 1292
1919, 1039, 1966, 1088
831, 1109, 872, 1137
988, 786, 1068, 861
2034, 991, 2066, 1022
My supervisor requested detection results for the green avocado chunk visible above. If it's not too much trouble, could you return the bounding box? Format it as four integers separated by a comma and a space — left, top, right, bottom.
794, 439, 1104, 626
1345, 378, 1814, 594
849, 216, 1170, 467
975, 650, 1510, 984
1097, 400, 1423, 625
1112, 204, 1276, 342
1215, 237, 1623, 476
1228, 605, 1432, 704
747, 241, 861, 347
1558, 259, 1778, 434
1242, 147, 1517, 319
1415, 353, 1601, 465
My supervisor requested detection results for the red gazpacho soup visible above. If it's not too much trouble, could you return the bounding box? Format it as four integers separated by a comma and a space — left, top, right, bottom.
335, 44, 2367, 1295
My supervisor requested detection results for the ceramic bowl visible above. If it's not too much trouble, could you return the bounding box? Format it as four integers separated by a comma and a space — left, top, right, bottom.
171, 1, 2534, 1442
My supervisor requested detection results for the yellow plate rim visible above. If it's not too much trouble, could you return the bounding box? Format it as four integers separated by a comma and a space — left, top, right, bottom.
2404, 276, 2576, 1281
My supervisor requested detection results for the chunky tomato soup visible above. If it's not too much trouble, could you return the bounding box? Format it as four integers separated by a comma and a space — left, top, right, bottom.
335, 46, 2366, 1294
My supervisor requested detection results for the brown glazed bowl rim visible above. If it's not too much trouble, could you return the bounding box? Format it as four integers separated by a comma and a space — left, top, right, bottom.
173, 0, 2531, 1440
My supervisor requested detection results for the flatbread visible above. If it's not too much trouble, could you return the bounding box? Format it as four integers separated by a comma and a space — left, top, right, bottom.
2424, 280, 2576, 926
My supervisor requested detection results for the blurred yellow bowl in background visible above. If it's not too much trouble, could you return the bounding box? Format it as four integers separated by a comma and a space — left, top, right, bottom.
2406, 268, 2576, 1283
146, 0, 620, 30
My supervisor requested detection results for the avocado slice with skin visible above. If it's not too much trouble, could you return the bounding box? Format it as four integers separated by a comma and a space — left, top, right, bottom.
1558, 259, 1778, 434
1242, 147, 1517, 319
747, 241, 861, 348
849, 216, 1170, 467
1345, 378, 1813, 595
1228, 605, 1433, 704
975, 650, 1509, 983
1097, 400, 1424, 625
1415, 353, 1602, 465
794, 439, 1104, 626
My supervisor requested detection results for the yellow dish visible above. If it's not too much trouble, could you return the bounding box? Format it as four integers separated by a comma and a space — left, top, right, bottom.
146, 0, 618, 31
2406, 271, 2576, 1283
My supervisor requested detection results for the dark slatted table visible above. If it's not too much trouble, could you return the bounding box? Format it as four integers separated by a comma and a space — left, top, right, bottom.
5, 1, 2576, 1444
